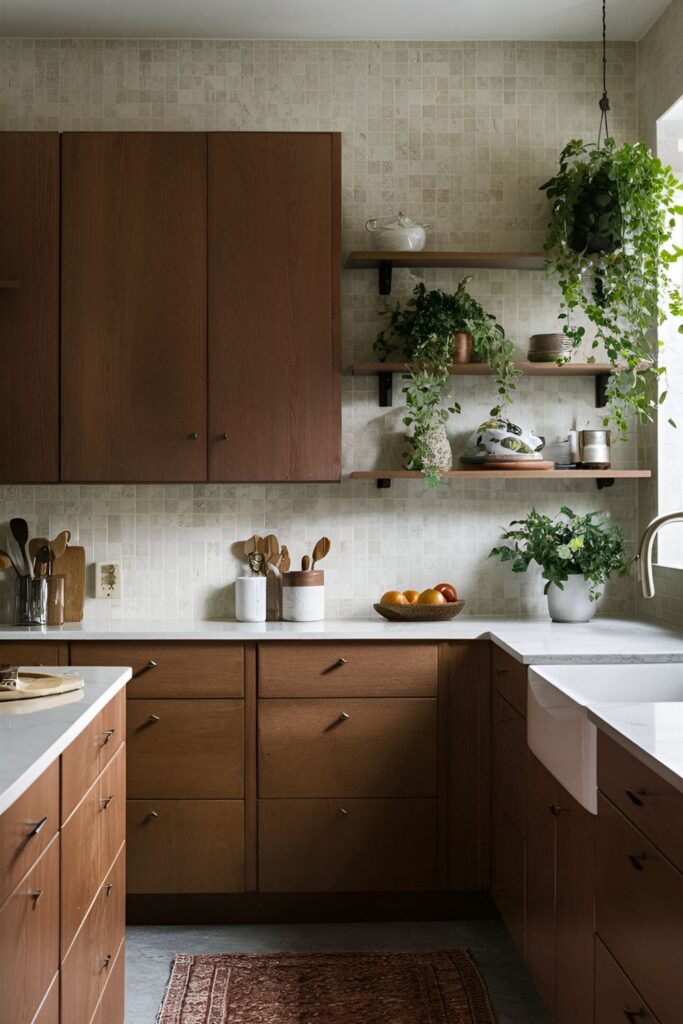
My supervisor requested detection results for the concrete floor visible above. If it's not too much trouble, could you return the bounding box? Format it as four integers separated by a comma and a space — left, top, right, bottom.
125, 920, 550, 1023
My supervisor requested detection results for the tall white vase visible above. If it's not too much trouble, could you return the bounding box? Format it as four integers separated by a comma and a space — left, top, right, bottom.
546, 574, 599, 623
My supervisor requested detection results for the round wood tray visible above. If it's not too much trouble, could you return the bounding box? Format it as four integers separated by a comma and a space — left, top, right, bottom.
373, 600, 465, 622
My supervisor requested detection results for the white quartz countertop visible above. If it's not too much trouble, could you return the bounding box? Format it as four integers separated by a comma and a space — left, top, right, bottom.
587, 701, 683, 796
0, 616, 682, 665
0, 666, 131, 815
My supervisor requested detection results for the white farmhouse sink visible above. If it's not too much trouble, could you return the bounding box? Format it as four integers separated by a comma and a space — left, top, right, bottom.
528, 663, 683, 814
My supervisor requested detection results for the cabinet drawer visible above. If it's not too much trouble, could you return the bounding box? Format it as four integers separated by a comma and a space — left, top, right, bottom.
126, 799, 244, 893
62, 689, 126, 823
92, 941, 125, 1024
0, 836, 59, 1024
259, 697, 437, 799
61, 745, 126, 955
597, 793, 683, 1024
492, 690, 526, 836
0, 759, 59, 904
258, 798, 437, 892
492, 645, 527, 718
258, 642, 438, 697
61, 844, 125, 1024
598, 732, 683, 874
70, 641, 244, 698
491, 798, 525, 957
0, 642, 67, 665
32, 973, 59, 1024
127, 699, 244, 799
595, 936, 659, 1024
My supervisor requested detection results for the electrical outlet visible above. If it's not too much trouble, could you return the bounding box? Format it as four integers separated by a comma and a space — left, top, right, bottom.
95, 561, 122, 600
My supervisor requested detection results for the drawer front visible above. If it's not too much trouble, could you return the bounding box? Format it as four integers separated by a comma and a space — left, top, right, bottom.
599, 731, 683, 874
127, 699, 244, 799
258, 798, 437, 892
61, 745, 126, 954
492, 690, 526, 836
99, 689, 126, 771
0, 641, 67, 665
491, 645, 527, 718
595, 936, 660, 1024
597, 793, 683, 1024
71, 641, 244, 698
93, 941, 125, 1024
258, 642, 438, 698
0, 836, 59, 1024
491, 798, 525, 957
259, 697, 437, 799
32, 973, 59, 1024
61, 844, 125, 1024
126, 799, 245, 893
0, 759, 59, 904
62, 690, 126, 823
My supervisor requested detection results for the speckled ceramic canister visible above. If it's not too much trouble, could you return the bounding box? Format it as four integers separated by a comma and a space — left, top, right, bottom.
235, 576, 266, 622
282, 570, 325, 621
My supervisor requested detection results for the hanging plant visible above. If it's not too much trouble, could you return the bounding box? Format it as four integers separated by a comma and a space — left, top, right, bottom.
374, 279, 518, 485
541, 137, 683, 437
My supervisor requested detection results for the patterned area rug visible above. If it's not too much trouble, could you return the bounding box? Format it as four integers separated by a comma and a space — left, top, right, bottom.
157, 949, 496, 1024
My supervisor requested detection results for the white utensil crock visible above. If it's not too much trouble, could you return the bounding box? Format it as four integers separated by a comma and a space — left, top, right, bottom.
235, 575, 266, 622
282, 570, 325, 622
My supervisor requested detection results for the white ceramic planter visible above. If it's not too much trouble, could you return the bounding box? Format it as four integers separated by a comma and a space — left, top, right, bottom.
547, 574, 599, 623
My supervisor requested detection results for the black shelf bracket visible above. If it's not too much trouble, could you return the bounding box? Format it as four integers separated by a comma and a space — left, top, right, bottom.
596, 478, 615, 490
595, 373, 609, 408
378, 371, 393, 407
378, 260, 393, 295
377, 478, 391, 489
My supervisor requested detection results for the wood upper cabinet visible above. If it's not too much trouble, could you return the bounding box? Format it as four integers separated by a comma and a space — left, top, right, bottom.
61, 132, 208, 482
208, 132, 341, 482
0, 133, 59, 482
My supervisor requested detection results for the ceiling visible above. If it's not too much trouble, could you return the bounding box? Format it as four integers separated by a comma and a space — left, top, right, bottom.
0, 0, 671, 41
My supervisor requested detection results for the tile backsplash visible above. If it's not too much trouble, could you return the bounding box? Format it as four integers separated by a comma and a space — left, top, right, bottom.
0, 38, 646, 621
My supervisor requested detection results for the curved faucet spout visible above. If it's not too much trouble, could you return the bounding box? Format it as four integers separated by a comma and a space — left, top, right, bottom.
639, 511, 683, 598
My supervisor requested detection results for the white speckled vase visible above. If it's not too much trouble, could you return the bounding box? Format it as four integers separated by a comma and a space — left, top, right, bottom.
418, 426, 453, 472
547, 575, 600, 623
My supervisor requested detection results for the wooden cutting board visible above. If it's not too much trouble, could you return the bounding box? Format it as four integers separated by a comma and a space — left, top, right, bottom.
0, 671, 84, 701
52, 545, 86, 621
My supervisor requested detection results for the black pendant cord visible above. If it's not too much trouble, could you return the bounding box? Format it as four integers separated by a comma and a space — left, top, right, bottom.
598, 0, 610, 145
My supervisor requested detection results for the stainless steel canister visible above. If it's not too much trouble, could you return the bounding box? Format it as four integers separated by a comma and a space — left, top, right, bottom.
579, 429, 611, 469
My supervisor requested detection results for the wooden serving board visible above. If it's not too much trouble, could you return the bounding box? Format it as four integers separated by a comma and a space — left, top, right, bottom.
52, 545, 86, 621
0, 671, 84, 701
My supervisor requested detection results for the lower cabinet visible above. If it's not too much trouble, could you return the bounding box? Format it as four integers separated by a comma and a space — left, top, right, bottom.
595, 935, 659, 1024
525, 753, 594, 1024
491, 799, 525, 955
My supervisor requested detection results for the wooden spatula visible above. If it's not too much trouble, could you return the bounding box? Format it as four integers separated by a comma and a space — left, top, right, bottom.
312, 536, 331, 569
264, 534, 280, 565
243, 535, 263, 559
49, 530, 71, 562
279, 546, 290, 573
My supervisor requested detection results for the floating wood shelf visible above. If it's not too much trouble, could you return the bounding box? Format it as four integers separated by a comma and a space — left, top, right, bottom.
350, 469, 652, 491
351, 361, 648, 409
345, 250, 547, 294
0, 280, 20, 290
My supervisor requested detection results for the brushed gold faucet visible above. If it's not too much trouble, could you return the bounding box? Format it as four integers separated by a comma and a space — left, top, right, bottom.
639, 511, 683, 598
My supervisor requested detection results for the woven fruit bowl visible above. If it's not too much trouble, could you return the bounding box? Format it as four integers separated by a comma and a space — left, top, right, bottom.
373, 600, 465, 622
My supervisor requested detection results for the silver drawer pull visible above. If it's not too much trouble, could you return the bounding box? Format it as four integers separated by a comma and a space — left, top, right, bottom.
338, 807, 349, 817
144, 811, 159, 823
625, 788, 646, 807
133, 660, 157, 679
100, 795, 114, 810
338, 711, 350, 721
101, 729, 115, 746
148, 714, 161, 724
30, 889, 43, 906
104, 882, 113, 896
322, 657, 348, 675
100, 954, 112, 973
28, 815, 48, 837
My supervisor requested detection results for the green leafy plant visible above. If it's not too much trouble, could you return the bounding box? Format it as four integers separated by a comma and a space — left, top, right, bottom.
541, 137, 683, 437
490, 506, 631, 600
374, 279, 517, 485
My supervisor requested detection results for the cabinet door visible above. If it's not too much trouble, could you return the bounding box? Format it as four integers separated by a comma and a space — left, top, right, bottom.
525, 752, 558, 1015
61, 132, 207, 482
0, 133, 59, 482
208, 132, 341, 482
555, 787, 595, 1024
491, 798, 525, 957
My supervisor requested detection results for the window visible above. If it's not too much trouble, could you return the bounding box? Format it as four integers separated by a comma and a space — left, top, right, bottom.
656, 98, 683, 568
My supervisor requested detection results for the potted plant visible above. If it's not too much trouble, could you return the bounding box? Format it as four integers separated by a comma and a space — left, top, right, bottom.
374, 279, 517, 486
490, 506, 630, 622
541, 137, 683, 437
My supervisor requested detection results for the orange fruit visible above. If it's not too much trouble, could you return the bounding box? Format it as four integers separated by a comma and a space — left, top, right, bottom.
435, 583, 458, 603
417, 588, 447, 606
403, 589, 420, 605
380, 590, 409, 606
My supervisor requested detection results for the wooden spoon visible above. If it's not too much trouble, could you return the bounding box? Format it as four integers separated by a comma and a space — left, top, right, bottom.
312, 536, 331, 569
29, 537, 49, 563
279, 546, 291, 573
34, 545, 53, 578
264, 534, 280, 565
0, 551, 15, 572
49, 530, 71, 561
301, 554, 311, 571
243, 535, 263, 559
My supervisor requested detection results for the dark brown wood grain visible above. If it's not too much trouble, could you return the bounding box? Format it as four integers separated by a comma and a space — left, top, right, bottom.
0, 759, 59, 905
244, 643, 258, 892
555, 788, 595, 1024
594, 936, 658, 1024
492, 646, 527, 718
525, 752, 558, 1015
258, 798, 438, 892
491, 798, 525, 958
0, 133, 60, 482
208, 132, 341, 482
61, 132, 207, 482
0, 641, 67, 666
492, 689, 526, 837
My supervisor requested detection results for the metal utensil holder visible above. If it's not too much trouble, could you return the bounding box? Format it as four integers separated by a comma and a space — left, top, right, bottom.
15, 577, 48, 626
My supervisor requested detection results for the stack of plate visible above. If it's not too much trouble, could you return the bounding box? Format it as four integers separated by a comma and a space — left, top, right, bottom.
527, 333, 573, 363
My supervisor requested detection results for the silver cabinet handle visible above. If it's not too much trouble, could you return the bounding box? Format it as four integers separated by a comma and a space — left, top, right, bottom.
144, 810, 159, 823
100, 954, 112, 972
100, 795, 114, 810
148, 714, 160, 724
28, 815, 48, 837
338, 807, 349, 817
133, 660, 157, 679
338, 711, 350, 722
100, 729, 115, 746
30, 890, 43, 906
189, 432, 199, 440
104, 882, 113, 896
